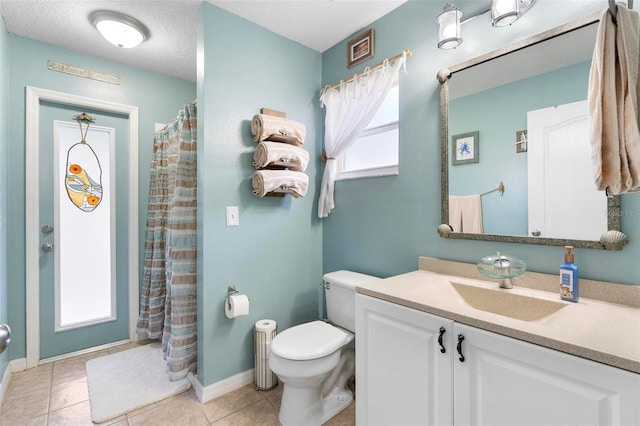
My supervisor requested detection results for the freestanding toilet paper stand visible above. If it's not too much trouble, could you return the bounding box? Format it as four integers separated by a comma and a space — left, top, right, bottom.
255, 320, 278, 390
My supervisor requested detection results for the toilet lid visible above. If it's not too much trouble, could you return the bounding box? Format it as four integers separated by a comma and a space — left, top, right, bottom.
270, 320, 352, 361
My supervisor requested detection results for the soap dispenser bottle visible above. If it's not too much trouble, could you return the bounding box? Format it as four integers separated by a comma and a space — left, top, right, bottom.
560, 245, 579, 302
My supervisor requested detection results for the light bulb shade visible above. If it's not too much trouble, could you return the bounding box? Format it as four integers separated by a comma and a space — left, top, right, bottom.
492, 0, 519, 27
90, 11, 149, 48
437, 4, 463, 49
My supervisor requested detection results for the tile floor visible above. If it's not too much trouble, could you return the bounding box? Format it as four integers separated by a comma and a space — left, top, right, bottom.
0, 342, 355, 426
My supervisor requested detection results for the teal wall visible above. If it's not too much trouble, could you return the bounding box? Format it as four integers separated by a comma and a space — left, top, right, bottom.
2, 0, 638, 396
449, 61, 591, 235
5, 35, 196, 360
196, 4, 322, 386
322, 0, 639, 285
0, 12, 9, 380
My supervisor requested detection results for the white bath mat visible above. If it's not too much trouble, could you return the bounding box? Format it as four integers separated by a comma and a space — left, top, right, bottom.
86, 342, 191, 423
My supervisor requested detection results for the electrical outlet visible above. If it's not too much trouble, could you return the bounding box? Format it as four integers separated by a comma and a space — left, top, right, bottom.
226, 206, 239, 227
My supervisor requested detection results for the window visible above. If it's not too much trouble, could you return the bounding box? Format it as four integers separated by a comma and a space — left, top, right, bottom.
337, 84, 399, 180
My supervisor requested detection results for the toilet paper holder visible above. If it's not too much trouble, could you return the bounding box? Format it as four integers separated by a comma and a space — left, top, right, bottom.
227, 285, 238, 308
225, 285, 250, 319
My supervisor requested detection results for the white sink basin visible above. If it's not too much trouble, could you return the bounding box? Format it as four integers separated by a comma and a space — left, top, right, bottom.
450, 281, 567, 322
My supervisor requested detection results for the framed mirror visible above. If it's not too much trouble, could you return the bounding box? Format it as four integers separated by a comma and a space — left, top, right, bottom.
437, 12, 626, 250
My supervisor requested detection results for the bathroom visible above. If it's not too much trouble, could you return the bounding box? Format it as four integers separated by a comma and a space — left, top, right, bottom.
0, 0, 638, 424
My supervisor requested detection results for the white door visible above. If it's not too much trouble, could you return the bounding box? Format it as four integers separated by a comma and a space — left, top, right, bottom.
356, 294, 453, 426
527, 100, 607, 240
25, 87, 139, 367
454, 323, 640, 425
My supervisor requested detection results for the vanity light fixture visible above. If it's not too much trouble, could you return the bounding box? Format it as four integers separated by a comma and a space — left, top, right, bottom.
437, 4, 463, 49
437, 0, 536, 49
90, 10, 150, 48
492, 0, 519, 27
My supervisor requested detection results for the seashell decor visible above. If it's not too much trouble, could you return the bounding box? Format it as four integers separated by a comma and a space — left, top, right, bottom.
599, 230, 629, 251
437, 223, 454, 238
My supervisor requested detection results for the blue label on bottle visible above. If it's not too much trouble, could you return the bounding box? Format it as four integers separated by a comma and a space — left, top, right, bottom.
560, 269, 575, 300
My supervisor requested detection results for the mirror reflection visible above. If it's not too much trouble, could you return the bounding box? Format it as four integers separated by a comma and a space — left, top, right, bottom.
440, 16, 622, 249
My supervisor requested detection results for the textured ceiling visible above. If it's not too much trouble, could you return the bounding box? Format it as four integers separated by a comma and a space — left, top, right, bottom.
0, 0, 407, 82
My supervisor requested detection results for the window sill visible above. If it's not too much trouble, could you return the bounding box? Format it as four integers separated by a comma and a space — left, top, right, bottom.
336, 165, 398, 181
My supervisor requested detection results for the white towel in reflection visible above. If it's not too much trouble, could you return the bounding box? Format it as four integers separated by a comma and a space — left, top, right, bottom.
252, 170, 308, 198
449, 195, 484, 234
252, 141, 309, 171
589, 5, 640, 194
251, 114, 306, 146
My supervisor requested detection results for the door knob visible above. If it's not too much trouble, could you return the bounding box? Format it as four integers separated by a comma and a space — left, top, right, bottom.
42, 242, 54, 252
0, 324, 10, 354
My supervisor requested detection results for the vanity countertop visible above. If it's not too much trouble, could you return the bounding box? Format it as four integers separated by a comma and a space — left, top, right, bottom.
356, 267, 640, 374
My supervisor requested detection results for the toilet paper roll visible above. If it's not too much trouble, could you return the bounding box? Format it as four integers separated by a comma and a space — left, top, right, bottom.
225, 294, 249, 318
255, 319, 277, 336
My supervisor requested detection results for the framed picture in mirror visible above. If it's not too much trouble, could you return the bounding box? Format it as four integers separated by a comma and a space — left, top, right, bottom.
516, 130, 528, 153
452, 131, 479, 165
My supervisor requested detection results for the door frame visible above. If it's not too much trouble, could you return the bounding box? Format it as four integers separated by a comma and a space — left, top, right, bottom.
25, 86, 140, 368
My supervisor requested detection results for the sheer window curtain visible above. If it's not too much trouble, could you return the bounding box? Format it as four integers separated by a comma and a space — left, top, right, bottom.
318, 53, 406, 218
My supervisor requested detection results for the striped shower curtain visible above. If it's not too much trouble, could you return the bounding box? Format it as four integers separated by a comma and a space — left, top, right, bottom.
137, 103, 197, 380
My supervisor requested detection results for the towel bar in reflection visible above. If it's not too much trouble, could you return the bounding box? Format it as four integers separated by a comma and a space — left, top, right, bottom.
480, 182, 505, 197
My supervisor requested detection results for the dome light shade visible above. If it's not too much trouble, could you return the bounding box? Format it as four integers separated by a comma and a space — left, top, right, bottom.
90, 11, 149, 48
437, 4, 463, 49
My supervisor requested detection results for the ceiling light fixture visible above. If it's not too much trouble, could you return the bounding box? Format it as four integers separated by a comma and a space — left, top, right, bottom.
437, 0, 536, 50
90, 10, 150, 48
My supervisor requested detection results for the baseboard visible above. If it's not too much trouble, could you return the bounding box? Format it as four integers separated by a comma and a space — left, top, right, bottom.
10, 358, 27, 372
0, 361, 11, 407
39, 339, 132, 365
189, 369, 255, 403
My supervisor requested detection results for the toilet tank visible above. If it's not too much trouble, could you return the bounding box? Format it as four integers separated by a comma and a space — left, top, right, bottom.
323, 270, 380, 332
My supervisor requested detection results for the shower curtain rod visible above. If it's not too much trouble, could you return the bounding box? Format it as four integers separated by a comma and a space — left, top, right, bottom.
322, 49, 412, 93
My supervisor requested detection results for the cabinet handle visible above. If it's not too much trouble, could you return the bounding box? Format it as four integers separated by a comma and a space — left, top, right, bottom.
457, 334, 465, 362
438, 327, 446, 353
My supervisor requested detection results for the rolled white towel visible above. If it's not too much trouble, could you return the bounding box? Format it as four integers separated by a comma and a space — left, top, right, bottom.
253, 141, 310, 171
252, 170, 309, 198
251, 114, 306, 145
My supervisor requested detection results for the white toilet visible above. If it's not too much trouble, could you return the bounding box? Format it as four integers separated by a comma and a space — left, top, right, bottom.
269, 270, 380, 426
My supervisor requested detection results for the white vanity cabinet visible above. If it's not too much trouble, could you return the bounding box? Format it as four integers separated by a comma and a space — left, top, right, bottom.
356, 294, 640, 426
454, 323, 640, 425
356, 293, 454, 425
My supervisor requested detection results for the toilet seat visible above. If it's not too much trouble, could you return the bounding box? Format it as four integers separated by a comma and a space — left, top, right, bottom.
271, 320, 353, 361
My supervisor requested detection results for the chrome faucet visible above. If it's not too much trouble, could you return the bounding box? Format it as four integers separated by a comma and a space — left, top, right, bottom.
493, 254, 514, 289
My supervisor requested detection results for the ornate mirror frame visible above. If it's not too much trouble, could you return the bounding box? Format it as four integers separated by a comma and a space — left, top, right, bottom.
437, 12, 627, 250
